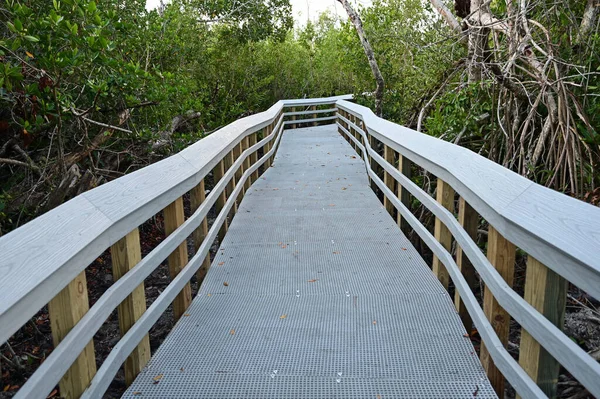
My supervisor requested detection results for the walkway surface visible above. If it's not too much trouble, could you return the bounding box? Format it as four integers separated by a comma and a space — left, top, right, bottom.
124, 125, 496, 398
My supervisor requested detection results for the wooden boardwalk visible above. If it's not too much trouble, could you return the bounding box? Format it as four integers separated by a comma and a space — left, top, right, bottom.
123, 125, 496, 398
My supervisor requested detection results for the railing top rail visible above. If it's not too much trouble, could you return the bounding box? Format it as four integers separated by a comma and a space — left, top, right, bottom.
0, 94, 351, 344
336, 99, 600, 300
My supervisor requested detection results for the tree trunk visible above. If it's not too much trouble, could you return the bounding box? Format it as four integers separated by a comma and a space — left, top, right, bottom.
337, 0, 385, 116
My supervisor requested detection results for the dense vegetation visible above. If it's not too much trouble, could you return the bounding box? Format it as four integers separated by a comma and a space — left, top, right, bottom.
1, 0, 598, 235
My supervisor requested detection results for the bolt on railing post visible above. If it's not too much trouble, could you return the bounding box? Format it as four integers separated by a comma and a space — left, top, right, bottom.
110, 228, 150, 385
432, 178, 455, 289
48, 272, 97, 398
190, 179, 211, 284
454, 197, 479, 332
518, 256, 566, 398
481, 226, 516, 397
163, 197, 192, 320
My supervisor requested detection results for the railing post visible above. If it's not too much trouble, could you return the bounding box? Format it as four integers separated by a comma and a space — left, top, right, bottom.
432, 178, 454, 289
292, 107, 296, 129
481, 226, 516, 397
454, 197, 478, 331
518, 256, 566, 398
383, 145, 395, 217
232, 142, 242, 213
213, 159, 228, 241
250, 132, 258, 183
48, 272, 97, 398
312, 105, 317, 126
190, 180, 211, 283
163, 197, 192, 320
396, 152, 411, 231
265, 124, 273, 168
110, 228, 150, 385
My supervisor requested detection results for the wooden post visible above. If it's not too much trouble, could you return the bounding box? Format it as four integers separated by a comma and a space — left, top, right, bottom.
110, 228, 150, 385
243, 136, 251, 192
480, 226, 516, 397
432, 178, 455, 289
48, 272, 97, 398
312, 105, 317, 126
163, 197, 192, 320
213, 159, 228, 241
292, 107, 296, 129
265, 124, 273, 168
190, 180, 211, 284
250, 132, 258, 183
396, 152, 411, 231
454, 197, 479, 331
518, 257, 566, 398
383, 145, 395, 217
232, 142, 242, 213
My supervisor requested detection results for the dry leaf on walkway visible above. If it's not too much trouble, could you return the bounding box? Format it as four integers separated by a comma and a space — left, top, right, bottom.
218, 262, 225, 266
223, 282, 229, 286
333, 251, 340, 254
308, 279, 318, 282
372, 320, 377, 325
230, 329, 235, 335
280, 314, 287, 319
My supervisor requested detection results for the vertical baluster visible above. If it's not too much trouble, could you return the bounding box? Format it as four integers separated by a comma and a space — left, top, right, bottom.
396, 152, 411, 231
292, 107, 297, 129
213, 158, 228, 241
48, 272, 97, 398
432, 178, 454, 289
190, 180, 211, 283
518, 257, 566, 398
232, 142, 242, 213
312, 105, 317, 126
454, 197, 479, 331
480, 226, 516, 396
265, 124, 273, 168
383, 145, 395, 217
111, 228, 150, 385
163, 197, 192, 320
250, 132, 258, 183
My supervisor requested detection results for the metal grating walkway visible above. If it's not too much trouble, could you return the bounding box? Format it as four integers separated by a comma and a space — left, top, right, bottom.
124, 125, 496, 398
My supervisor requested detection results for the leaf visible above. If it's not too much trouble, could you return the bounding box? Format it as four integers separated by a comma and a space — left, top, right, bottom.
223, 282, 229, 286
401, 248, 407, 251
183, 313, 190, 317
218, 262, 224, 266
341, 187, 347, 190
153, 374, 163, 384
24, 36, 39, 43
230, 329, 235, 335
133, 392, 142, 396
307, 279, 318, 282
280, 314, 287, 319
281, 244, 287, 248
46, 389, 58, 398
88, 1, 97, 12
372, 320, 377, 325
25, 51, 34, 58
333, 251, 340, 254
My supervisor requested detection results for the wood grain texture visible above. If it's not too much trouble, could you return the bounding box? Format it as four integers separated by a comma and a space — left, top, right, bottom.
110, 228, 150, 385
454, 197, 479, 332
243, 137, 251, 192
48, 271, 96, 398
163, 197, 192, 320
432, 178, 455, 289
480, 226, 516, 397
190, 180, 211, 284
518, 256, 566, 398
249, 132, 258, 183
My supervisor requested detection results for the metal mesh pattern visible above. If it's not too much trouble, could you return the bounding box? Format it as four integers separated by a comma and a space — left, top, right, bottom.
124, 125, 496, 398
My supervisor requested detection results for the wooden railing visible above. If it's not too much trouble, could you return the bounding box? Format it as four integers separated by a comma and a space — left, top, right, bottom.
0, 95, 349, 399
336, 101, 600, 399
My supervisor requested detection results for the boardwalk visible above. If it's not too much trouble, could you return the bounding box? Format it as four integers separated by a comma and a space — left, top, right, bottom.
124, 125, 496, 398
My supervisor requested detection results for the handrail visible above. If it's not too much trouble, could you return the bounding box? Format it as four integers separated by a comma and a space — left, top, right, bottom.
0, 94, 352, 346
336, 100, 600, 300
335, 102, 600, 398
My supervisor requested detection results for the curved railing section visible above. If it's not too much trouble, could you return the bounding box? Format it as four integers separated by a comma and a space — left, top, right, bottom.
0, 95, 350, 399
335, 100, 600, 399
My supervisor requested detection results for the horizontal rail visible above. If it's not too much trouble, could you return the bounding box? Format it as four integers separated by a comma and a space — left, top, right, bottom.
337, 116, 600, 397
283, 115, 337, 126
336, 100, 600, 301
13, 114, 285, 399
80, 117, 286, 399
284, 108, 337, 116
0, 94, 351, 346
336, 121, 545, 398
